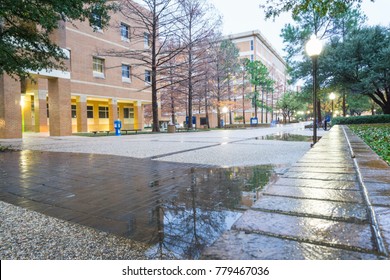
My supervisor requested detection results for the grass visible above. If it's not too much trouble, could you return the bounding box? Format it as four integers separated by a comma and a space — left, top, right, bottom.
349, 124, 390, 165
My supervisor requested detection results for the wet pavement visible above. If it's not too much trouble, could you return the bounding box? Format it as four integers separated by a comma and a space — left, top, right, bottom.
1, 124, 390, 259
202, 126, 390, 260
0, 150, 279, 259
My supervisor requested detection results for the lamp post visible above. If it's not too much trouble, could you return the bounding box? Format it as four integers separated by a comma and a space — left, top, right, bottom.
329, 92, 336, 117
306, 34, 323, 146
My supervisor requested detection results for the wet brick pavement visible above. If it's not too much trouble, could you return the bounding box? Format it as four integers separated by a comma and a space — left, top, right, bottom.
201, 126, 390, 260
0, 150, 278, 259
1, 125, 390, 259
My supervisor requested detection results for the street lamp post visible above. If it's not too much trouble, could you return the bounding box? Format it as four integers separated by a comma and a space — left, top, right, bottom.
329, 92, 336, 117
306, 34, 323, 147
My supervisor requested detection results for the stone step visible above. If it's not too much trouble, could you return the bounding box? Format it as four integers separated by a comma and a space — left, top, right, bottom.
263, 185, 363, 203
201, 230, 381, 260
232, 210, 377, 253
252, 195, 368, 223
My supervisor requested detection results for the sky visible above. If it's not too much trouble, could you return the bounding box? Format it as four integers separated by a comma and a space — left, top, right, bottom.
209, 0, 390, 57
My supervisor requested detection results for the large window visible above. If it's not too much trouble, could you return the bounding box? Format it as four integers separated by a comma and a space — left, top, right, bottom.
87, 106, 94, 119
123, 107, 134, 119
98, 106, 109, 119
122, 64, 131, 81
145, 70, 151, 83
121, 23, 130, 41
93, 57, 105, 78
144, 32, 150, 48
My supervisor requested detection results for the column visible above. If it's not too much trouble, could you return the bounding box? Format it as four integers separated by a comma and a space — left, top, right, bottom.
0, 75, 22, 139
76, 95, 87, 132
48, 78, 71, 136
134, 101, 144, 130
34, 90, 48, 132
23, 94, 33, 131
109, 98, 118, 131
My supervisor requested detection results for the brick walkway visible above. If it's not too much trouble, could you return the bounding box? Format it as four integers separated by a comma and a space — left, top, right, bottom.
202, 126, 390, 260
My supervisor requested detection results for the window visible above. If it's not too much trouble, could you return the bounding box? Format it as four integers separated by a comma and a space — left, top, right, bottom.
87, 106, 94, 119
123, 107, 134, 119
250, 40, 254, 51
145, 70, 151, 83
71, 105, 77, 118
144, 32, 150, 48
122, 64, 131, 81
91, 11, 102, 30
121, 23, 130, 41
98, 106, 109, 119
93, 57, 105, 78
250, 54, 254, 62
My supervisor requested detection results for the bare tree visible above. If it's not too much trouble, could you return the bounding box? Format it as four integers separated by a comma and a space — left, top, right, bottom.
104, 0, 185, 132
176, 0, 221, 129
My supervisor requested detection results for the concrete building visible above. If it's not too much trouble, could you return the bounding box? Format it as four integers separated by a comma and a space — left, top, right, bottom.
0, 3, 151, 139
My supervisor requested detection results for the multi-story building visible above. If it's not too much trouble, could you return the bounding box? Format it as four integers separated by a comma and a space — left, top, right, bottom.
0, 2, 151, 139
171, 30, 288, 128
225, 30, 288, 124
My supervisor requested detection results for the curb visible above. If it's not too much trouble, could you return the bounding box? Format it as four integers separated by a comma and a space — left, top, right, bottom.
342, 125, 390, 258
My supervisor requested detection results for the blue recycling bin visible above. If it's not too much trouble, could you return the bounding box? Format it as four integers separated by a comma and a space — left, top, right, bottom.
114, 119, 122, 136
250, 117, 258, 126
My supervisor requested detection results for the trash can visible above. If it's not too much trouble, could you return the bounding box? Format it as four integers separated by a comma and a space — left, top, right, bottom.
167, 124, 176, 133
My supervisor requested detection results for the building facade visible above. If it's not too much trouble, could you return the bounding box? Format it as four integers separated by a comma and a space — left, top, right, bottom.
225, 30, 288, 124
0, 3, 151, 139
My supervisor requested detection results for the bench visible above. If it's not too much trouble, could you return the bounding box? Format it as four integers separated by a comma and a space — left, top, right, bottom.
121, 129, 142, 135
91, 130, 111, 136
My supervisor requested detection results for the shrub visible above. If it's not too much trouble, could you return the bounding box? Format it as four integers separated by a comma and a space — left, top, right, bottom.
332, 114, 390, 125
349, 124, 390, 165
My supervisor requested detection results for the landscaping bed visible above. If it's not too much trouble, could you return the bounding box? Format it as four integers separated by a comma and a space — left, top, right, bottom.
349, 123, 390, 165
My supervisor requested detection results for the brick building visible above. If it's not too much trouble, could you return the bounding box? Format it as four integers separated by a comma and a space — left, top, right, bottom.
170, 30, 288, 128
0, 3, 151, 139
225, 30, 288, 124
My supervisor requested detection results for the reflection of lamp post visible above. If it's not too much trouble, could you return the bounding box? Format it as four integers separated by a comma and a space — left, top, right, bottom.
222, 106, 228, 126
329, 92, 336, 117
306, 34, 323, 146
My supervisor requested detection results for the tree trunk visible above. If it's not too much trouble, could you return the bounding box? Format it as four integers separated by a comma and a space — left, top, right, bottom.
242, 73, 246, 125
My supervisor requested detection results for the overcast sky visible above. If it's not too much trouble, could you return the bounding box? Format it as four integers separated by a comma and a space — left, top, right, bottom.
209, 0, 390, 57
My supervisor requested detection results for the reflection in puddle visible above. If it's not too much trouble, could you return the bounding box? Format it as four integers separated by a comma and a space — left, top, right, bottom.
260, 133, 315, 142
136, 165, 278, 259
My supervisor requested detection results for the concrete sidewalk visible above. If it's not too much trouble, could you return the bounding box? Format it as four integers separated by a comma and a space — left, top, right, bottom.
202, 125, 390, 260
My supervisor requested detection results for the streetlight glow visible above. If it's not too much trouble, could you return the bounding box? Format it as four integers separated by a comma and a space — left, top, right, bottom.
305, 35, 323, 57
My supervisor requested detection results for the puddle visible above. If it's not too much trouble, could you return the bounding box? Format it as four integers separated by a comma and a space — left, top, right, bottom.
0, 151, 280, 260
260, 133, 315, 142
138, 165, 279, 259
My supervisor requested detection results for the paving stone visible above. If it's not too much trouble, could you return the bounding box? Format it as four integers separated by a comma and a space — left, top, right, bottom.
282, 171, 357, 182
201, 230, 381, 260
359, 169, 390, 184
233, 210, 376, 252
263, 185, 363, 203
365, 183, 390, 207
270, 178, 360, 190
373, 207, 390, 255
252, 195, 367, 223
288, 166, 356, 174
